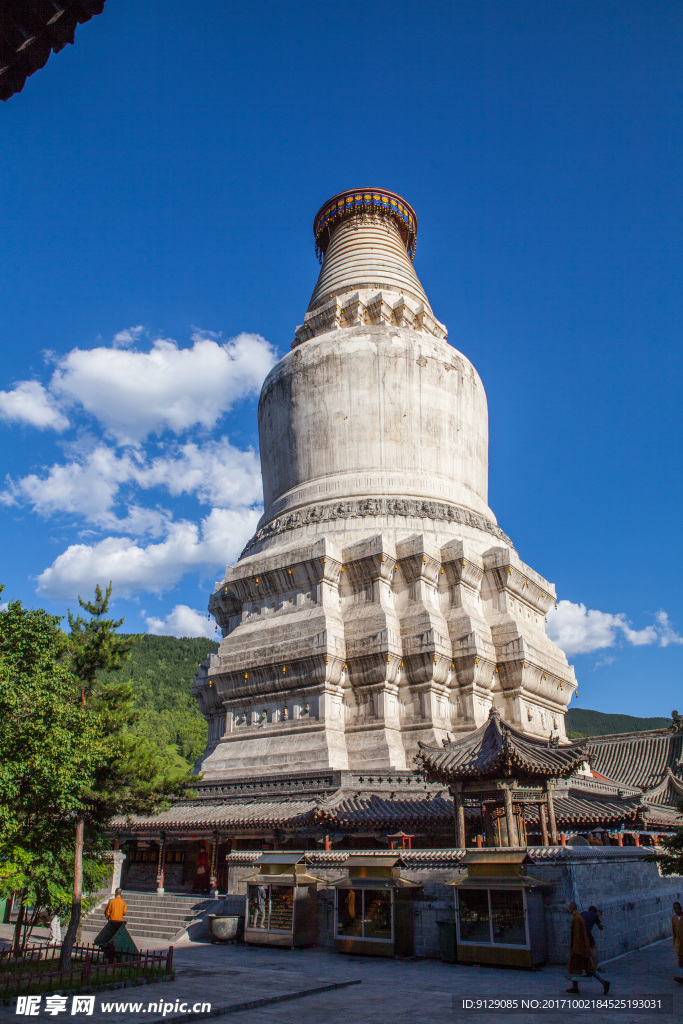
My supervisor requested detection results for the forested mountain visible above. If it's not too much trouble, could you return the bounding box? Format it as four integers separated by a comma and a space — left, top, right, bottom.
565, 707, 670, 737
103, 635, 215, 770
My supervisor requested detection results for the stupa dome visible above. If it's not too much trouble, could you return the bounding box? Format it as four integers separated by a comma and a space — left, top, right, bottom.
257, 188, 492, 530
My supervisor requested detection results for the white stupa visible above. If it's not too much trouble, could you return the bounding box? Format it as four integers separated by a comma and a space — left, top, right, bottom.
194, 189, 576, 780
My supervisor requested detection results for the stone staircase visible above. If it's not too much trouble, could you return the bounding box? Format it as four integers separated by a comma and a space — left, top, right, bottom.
83, 892, 221, 943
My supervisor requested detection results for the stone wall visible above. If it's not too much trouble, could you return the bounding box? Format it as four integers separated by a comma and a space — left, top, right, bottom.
225, 848, 682, 965
529, 848, 683, 963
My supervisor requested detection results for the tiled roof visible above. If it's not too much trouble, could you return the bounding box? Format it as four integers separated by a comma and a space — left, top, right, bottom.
314, 792, 454, 827
0, 1, 106, 101
110, 785, 676, 834
587, 730, 683, 803
225, 849, 466, 869
416, 708, 588, 782
524, 793, 640, 826
111, 799, 318, 832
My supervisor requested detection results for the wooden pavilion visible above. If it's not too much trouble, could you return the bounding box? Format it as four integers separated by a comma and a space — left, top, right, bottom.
415, 707, 590, 847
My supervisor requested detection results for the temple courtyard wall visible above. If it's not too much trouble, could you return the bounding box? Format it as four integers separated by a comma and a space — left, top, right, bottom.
224, 848, 682, 965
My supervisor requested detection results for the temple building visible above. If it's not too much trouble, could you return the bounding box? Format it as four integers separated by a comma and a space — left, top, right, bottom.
112, 191, 682, 894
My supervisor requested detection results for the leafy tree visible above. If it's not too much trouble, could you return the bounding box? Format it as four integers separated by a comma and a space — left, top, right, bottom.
59, 584, 192, 969
0, 833, 108, 955
0, 591, 106, 955
653, 800, 683, 876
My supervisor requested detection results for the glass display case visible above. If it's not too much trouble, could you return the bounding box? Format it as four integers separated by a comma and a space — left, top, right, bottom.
448, 850, 552, 968
243, 853, 322, 948
333, 855, 421, 957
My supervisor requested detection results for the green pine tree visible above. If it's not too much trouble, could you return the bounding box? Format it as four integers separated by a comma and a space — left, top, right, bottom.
59, 583, 192, 969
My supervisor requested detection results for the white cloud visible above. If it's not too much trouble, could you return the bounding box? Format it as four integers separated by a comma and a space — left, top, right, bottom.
36, 507, 260, 600
138, 440, 262, 507
50, 332, 276, 442
3, 438, 262, 530
0, 381, 69, 431
2, 446, 137, 521
112, 325, 144, 348
593, 655, 616, 669
146, 604, 216, 639
547, 600, 680, 656
655, 610, 683, 647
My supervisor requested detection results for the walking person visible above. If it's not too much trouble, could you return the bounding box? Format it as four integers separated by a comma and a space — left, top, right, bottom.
565, 901, 610, 995
48, 915, 61, 946
581, 904, 604, 971
104, 887, 127, 922
672, 901, 683, 985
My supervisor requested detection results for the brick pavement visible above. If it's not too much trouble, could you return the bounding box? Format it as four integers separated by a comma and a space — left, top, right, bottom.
0, 933, 680, 1024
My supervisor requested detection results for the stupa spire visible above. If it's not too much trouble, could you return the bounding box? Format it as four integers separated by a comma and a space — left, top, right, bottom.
294, 188, 447, 346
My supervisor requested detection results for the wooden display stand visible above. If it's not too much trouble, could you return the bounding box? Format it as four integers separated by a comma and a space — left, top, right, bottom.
333, 855, 421, 957
447, 849, 552, 968
243, 853, 322, 949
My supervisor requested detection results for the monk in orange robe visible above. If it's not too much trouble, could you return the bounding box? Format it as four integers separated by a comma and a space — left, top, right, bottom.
565, 901, 610, 995
104, 888, 127, 922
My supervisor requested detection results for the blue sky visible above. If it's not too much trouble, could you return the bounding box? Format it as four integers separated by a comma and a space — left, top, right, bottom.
1, 1, 681, 718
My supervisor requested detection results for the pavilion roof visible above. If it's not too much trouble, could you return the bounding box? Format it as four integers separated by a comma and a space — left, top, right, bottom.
415, 708, 589, 783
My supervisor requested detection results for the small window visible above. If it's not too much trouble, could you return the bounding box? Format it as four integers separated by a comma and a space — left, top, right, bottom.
458, 889, 490, 943
269, 885, 294, 931
490, 890, 526, 945
337, 887, 363, 937
457, 888, 528, 947
363, 890, 392, 940
336, 888, 393, 941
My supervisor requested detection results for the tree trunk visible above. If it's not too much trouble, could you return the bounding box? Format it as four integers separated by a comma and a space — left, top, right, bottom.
21, 907, 39, 954
59, 814, 84, 970
12, 895, 26, 957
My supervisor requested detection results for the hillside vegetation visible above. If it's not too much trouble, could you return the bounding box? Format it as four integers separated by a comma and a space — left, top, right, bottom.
102, 634, 215, 769
565, 707, 670, 738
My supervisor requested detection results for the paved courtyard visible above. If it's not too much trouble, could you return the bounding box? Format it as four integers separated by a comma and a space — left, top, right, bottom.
1, 930, 681, 1024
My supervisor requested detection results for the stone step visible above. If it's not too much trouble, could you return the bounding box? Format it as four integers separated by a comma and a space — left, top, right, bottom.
122, 894, 214, 905
83, 893, 221, 941
127, 925, 188, 937
121, 902, 208, 914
